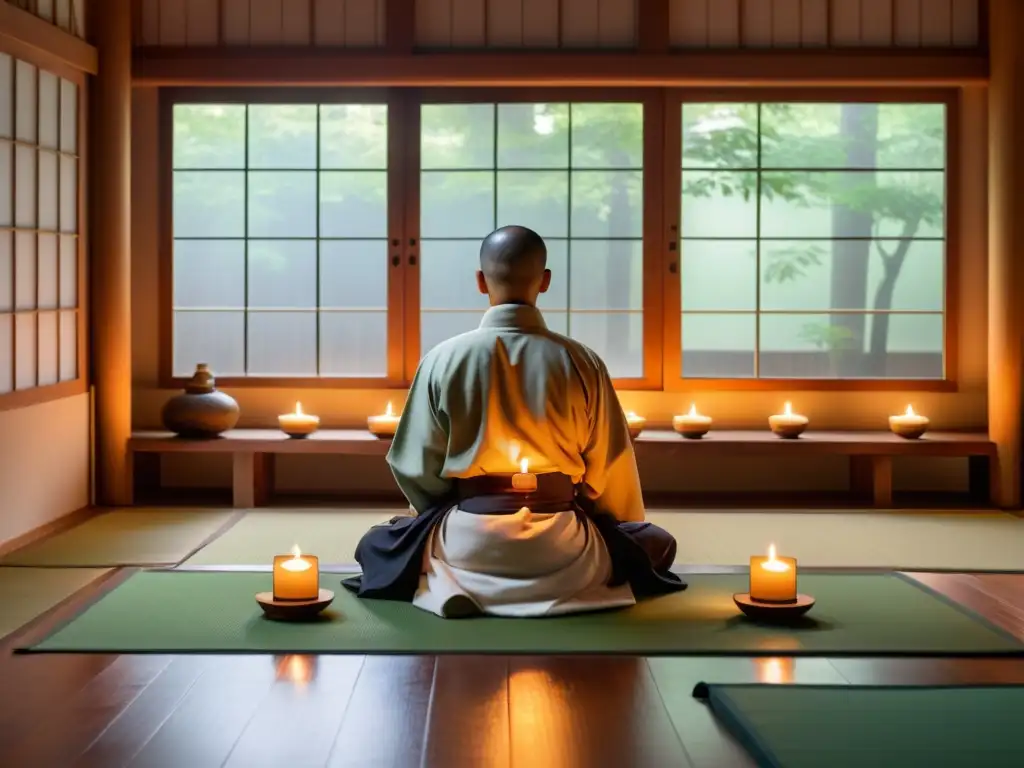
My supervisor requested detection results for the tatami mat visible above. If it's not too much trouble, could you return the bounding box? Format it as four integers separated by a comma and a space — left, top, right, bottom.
0, 567, 111, 640
181, 507, 1024, 571
0, 509, 239, 567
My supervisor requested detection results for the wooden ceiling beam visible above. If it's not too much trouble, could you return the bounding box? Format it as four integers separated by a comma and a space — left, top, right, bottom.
0, 1, 97, 76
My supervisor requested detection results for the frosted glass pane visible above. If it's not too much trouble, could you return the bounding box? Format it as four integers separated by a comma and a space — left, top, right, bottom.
249, 240, 316, 308
319, 172, 388, 238
173, 240, 244, 308
59, 79, 77, 152
174, 171, 245, 238
248, 105, 317, 169
0, 315, 10, 393
0, 55, 11, 139
569, 312, 643, 379
38, 234, 57, 309
59, 309, 76, 381
569, 171, 642, 238
682, 104, 759, 169
15, 232, 35, 310
535, 239, 568, 313
541, 311, 568, 336
173, 105, 246, 169
319, 240, 388, 309
0, 142, 10, 226
421, 311, 484, 357
570, 103, 643, 169
0, 232, 10, 311
173, 310, 245, 377
496, 104, 569, 169
248, 171, 316, 238
681, 170, 758, 238
568, 239, 642, 310
38, 71, 59, 149
15, 313, 36, 389
38, 150, 58, 231
59, 235, 76, 308
15, 145, 36, 228
420, 240, 489, 311
320, 104, 388, 170
37, 310, 58, 385
319, 311, 388, 376
681, 313, 756, 378
247, 311, 317, 376
421, 104, 494, 170
59, 155, 76, 232
681, 239, 757, 311
496, 171, 568, 237
420, 171, 494, 238
759, 239, 945, 313
15, 60, 36, 143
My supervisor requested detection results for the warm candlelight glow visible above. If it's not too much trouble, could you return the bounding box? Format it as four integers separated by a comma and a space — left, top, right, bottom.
295, 402, 303, 415
783, 402, 792, 415
749, 544, 797, 603
278, 402, 320, 437
905, 405, 915, 417
367, 401, 401, 438
769, 401, 808, 438
385, 401, 394, 417
889, 403, 930, 439
673, 403, 713, 438
520, 457, 529, 473
688, 403, 698, 417
273, 546, 319, 601
512, 455, 538, 492
756, 657, 794, 685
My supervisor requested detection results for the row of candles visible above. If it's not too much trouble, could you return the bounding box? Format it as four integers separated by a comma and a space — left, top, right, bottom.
279, 400, 931, 441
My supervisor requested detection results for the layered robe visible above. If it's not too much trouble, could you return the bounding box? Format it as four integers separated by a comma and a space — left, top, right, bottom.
343, 303, 685, 617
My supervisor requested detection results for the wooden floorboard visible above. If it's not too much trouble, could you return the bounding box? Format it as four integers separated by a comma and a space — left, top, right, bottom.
0, 571, 1021, 766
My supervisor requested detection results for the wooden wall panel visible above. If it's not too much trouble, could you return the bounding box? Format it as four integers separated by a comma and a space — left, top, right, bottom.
670, 0, 981, 48
4, 0, 86, 37
134, 0, 383, 47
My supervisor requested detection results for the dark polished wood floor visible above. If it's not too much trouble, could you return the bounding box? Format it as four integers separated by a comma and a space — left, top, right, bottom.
2, 571, 1024, 768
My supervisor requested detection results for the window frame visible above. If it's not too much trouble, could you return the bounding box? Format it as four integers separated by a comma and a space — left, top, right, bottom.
158, 86, 959, 392
158, 86, 409, 389
661, 86, 960, 392
0, 48, 88, 413
405, 87, 665, 390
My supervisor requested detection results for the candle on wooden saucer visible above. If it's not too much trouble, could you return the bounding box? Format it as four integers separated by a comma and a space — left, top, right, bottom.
768, 402, 808, 439
278, 402, 320, 438
733, 544, 816, 621
367, 401, 400, 439
673, 404, 713, 439
256, 545, 334, 621
889, 405, 929, 440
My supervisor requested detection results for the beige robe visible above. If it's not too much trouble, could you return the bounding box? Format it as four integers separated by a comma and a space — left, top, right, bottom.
387, 303, 645, 617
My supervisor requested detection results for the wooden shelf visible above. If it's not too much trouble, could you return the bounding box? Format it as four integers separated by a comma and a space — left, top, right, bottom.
127, 428, 998, 510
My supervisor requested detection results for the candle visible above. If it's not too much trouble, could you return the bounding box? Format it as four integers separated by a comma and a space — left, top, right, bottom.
512, 457, 537, 492
768, 401, 808, 439
749, 544, 797, 604
367, 401, 400, 439
625, 411, 646, 440
889, 404, 929, 440
272, 545, 319, 601
673, 403, 713, 439
278, 401, 320, 438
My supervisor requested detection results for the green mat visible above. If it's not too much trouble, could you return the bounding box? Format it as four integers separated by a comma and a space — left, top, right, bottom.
22, 571, 1024, 656
0, 567, 112, 640
694, 683, 1024, 768
0, 510, 238, 567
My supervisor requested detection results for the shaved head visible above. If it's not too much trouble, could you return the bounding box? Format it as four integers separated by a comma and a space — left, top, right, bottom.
477, 226, 549, 304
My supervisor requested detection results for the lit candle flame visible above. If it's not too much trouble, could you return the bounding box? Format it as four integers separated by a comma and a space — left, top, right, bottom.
520, 457, 529, 474
761, 543, 789, 572
905, 405, 915, 417
626, 411, 638, 420
385, 402, 394, 417
294, 402, 303, 416
783, 402, 792, 416
688, 403, 698, 417
282, 544, 311, 572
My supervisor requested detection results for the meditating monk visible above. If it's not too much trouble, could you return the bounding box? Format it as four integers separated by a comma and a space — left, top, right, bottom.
342, 225, 685, 617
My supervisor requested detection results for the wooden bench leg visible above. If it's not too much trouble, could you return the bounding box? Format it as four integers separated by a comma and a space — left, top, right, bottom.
850, 455, 893, 507
232, 453, 274, 508
126, 451, 161, 506
968, 455, 1000, 507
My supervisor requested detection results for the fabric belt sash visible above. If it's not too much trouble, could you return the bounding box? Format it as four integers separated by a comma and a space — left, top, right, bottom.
341, 472, 686, 602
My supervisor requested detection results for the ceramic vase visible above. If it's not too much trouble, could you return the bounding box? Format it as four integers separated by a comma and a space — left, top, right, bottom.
161, 364, 240, 438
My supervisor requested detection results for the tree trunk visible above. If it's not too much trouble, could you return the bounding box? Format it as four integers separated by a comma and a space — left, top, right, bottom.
828, 104, 878, 376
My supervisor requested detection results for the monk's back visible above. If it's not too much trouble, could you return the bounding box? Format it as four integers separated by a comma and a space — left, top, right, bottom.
425, 306, 599, 481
